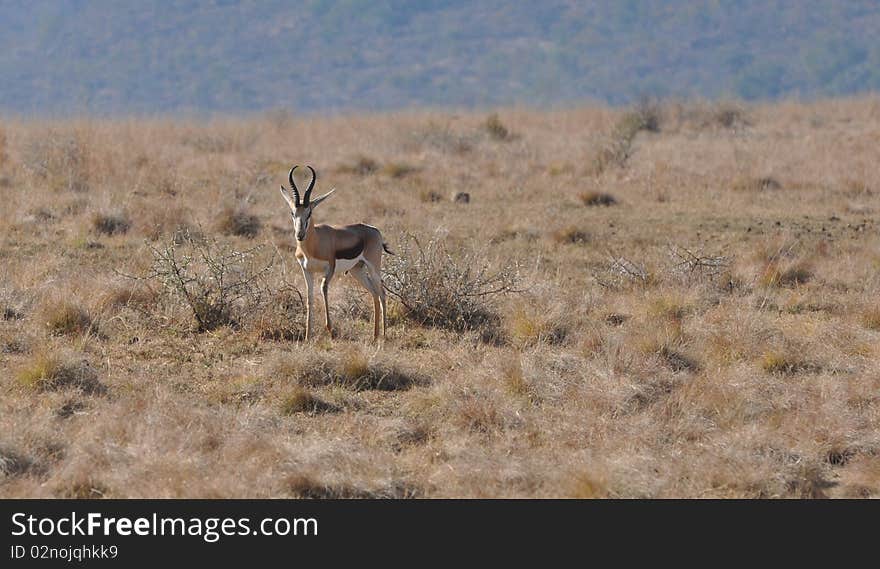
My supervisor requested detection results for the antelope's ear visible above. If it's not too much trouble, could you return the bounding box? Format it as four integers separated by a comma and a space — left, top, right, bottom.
309, 188, 336, 208
279, 185, 297, 210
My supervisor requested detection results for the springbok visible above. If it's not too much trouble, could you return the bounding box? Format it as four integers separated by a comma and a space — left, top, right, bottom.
279, 165, 392, 341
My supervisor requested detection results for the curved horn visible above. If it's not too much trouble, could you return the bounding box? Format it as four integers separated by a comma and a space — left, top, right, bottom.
287, 165, 301, 207
303, 166, 317, 205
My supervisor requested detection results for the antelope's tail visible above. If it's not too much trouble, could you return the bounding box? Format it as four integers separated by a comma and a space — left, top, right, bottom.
382, 241, 395, 256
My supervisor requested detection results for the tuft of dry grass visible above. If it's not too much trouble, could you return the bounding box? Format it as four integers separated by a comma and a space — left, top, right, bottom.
551, 226, 591, 245
419, 189, 444, 203
16, 352, 105, 394
861, 307, 880, 331
732, 176, 782, 192
38, 299, 94, 336
579, 191, 618, 207
297, 350, 423, 392
279, 387, 339, 415
56, 476, 111, 499
759, 261, 813, 287
483, 113, 513, 141
96, 284, 158, 313
339, 155, 379, 176
760, 350, 813, 375
506, 304, 567, 347
91, 210, 131, 236
213, 206, 261, 238
567, 472, 609, 498
381, 162, 419, 179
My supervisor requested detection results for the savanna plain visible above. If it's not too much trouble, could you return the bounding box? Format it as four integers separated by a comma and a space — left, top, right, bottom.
1, 99, 879, 498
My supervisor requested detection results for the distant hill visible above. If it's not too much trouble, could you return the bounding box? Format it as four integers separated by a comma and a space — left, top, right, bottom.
1, 0, 879, 115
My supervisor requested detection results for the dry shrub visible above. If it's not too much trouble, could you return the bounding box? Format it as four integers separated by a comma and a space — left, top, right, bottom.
594, 255, 657, 289
732, 176, 782, 192
419, 189, 443, 203
383, 233, 518, 337
483, 113, 513, 141
250, 284, 305, 341
91, 210, 131, 236
579, 191, 617, 207
679, 101, 750, 130
592, 100, 661, 173
551, 226, 591, 245
339, 155, 379, 176
710, 103, 749, 129
16, 352, 105, 394
142, 231, 274, 331
39, 299, 94, 336
382, 162, 419, 179
214, 205, 261, 238
491, 228, 538, 244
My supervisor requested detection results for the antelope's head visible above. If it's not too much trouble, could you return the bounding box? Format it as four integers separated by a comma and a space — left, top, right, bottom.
279, 165, 335, 241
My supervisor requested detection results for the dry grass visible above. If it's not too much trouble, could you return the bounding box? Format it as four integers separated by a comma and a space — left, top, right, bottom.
2, 99, 880, 498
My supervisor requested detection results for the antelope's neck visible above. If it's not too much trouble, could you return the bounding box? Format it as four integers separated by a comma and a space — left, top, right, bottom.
296, 222, 319, 259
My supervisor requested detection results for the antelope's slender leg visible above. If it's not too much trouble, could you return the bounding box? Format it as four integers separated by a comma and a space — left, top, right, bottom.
321, 269, 334, 337
301, 266, 315, 341
365, 261, 387, 338
378, 278, 387, 338
350, 263, 381, 341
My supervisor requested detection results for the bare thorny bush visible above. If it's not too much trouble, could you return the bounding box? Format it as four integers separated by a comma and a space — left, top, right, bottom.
131, 230, 301, 333
383, 233, 519, 339
595, 245, 730, 289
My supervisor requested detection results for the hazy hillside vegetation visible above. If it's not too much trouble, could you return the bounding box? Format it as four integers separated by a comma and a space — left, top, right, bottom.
1, 1, 880, 114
